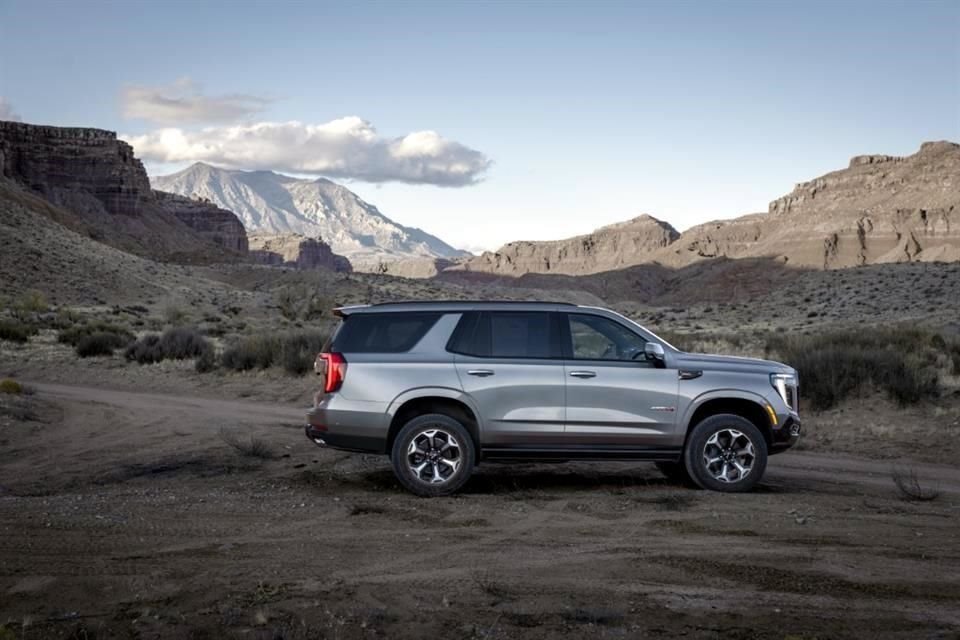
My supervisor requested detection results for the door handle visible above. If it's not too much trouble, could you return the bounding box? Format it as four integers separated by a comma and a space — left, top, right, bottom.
678, 369, 702, 380
467, 369, 495, 377
569, 370, 597, 378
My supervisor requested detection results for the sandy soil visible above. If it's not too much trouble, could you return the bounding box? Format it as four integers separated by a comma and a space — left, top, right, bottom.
1, 381, 959, 639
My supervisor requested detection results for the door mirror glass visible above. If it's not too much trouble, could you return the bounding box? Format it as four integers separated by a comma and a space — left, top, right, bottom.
644, 342, 665, 363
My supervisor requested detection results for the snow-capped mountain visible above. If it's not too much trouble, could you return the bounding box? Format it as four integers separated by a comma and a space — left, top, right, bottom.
151, 162, 469, 264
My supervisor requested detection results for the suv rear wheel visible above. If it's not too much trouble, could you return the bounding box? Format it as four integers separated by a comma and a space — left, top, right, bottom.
683, 414, 767, 492
391, 414, 476, 497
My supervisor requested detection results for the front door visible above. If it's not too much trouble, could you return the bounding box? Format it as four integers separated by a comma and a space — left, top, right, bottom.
561, 312, 679, 447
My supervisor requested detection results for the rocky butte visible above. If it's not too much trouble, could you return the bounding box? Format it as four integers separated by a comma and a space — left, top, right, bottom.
248, 232, 352, 272
0, 120, 248, 260
451, 214, 680, 277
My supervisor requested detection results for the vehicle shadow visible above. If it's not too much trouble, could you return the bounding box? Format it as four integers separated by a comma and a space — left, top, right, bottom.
462, 465, 675, 495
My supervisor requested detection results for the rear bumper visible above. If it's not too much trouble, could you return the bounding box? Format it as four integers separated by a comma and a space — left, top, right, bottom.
306, 400, 387, 454
769, 416, 801, 455
304, 424, 383, 453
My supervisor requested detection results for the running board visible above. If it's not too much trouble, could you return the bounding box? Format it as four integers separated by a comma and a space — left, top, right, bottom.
481, 445, 682, 462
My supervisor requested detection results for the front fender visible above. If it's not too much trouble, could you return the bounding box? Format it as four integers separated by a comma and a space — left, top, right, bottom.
679, 388, 772, 431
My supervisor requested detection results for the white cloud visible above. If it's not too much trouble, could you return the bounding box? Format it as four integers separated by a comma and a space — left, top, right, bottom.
121, 78, 270, 125
0, 97, 21, 122
123, 117, 491, 187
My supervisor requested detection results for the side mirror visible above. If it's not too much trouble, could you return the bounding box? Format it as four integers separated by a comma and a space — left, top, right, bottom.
644, 342, 665, 364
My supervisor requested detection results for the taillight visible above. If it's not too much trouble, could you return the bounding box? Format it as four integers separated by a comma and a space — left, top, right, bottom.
317, 352, 347, 393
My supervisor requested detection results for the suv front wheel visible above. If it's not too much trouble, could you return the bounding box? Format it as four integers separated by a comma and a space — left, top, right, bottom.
391, 414, 476, 497
684, 414, 768, 492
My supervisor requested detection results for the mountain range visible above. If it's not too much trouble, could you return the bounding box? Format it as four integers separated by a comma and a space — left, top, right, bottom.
441, 140, 960, 279
151, 163, 469, 267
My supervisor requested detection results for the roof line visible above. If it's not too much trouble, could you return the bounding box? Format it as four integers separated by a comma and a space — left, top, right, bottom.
370, 300, 577, 306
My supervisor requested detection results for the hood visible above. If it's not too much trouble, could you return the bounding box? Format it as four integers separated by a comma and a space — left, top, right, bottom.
673, 351, 794, 375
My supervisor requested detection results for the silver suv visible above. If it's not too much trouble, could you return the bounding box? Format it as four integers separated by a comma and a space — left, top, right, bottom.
306, 301, 800, 496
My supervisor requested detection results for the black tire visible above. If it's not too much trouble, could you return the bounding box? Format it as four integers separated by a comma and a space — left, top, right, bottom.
655, 460, 697, 487
683, 413, 767, 492
390, 413, 476, 497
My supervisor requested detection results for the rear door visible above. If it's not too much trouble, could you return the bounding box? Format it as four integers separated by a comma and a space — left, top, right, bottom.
561, 312, 679, 447
451, 310, 566, 446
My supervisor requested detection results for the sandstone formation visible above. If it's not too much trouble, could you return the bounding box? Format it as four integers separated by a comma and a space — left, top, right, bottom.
436, 140, 960, 281
451, 215, 679, 277
662, 141, 960, 268
0, 120, 248, 262
153, 191, 248, 253
248, 232, 352, 272
362, 256, 457, 278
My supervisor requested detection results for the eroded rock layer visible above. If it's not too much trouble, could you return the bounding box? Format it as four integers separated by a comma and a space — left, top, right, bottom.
0, 120, 248, 262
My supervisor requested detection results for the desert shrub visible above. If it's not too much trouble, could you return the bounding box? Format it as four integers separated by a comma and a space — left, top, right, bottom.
8, 290, 49, 321
221, 335, 277, 371
651, 330, 691, 351
195, 347, 217, 373
273, 285, 334, 322
164, 304, 187, 326
766, 328, 943, 410
221, 330, 330, 374
125, 327, 213, 365
75, 332, 129, 357
219, 427, 275, 459
279, 330, 329, 375
0, 379, 23, 394
655, 330, 747, 354
58, 321, 134, 347
943, 340, 960, 375
0, 319, 35, 343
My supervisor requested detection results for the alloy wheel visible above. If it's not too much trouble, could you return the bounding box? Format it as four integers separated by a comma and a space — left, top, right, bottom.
702, 428, 756, 483
406, 428, 462, 484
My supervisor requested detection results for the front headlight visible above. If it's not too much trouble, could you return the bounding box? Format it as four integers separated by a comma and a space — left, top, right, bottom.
770, 373, 798, 409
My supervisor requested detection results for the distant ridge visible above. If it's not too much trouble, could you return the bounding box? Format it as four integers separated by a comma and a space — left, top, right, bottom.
440, 141, 960, 278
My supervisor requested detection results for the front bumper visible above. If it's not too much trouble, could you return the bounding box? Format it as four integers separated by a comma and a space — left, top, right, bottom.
769, 416, 801, 454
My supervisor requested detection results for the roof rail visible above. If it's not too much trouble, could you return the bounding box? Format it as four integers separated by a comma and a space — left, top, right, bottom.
371, 300, 577, 306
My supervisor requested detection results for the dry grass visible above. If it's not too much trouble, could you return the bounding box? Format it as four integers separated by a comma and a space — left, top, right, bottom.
218, 428, 276, 460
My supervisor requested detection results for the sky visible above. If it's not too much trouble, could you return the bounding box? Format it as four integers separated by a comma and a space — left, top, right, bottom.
1, 0, 958, 253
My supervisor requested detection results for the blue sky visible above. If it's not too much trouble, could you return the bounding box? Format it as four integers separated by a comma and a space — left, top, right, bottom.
1, 0, 958, 252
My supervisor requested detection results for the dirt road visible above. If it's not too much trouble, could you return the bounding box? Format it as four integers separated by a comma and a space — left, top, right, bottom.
2, 382, 959, 639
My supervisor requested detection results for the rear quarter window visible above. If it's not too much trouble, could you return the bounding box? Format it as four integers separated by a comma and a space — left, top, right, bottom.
331, 312, 441, 353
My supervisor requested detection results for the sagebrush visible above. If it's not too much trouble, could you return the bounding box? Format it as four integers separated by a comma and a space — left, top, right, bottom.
125, 327, 213, 365
766, 328, 948, 410
220, 330, 329, 375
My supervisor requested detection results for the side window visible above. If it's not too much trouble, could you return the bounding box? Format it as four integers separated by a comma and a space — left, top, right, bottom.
332, 313, 441, 353
449, 311, 560, 359
567, 314, 648, 362
490, 312, 554, 358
